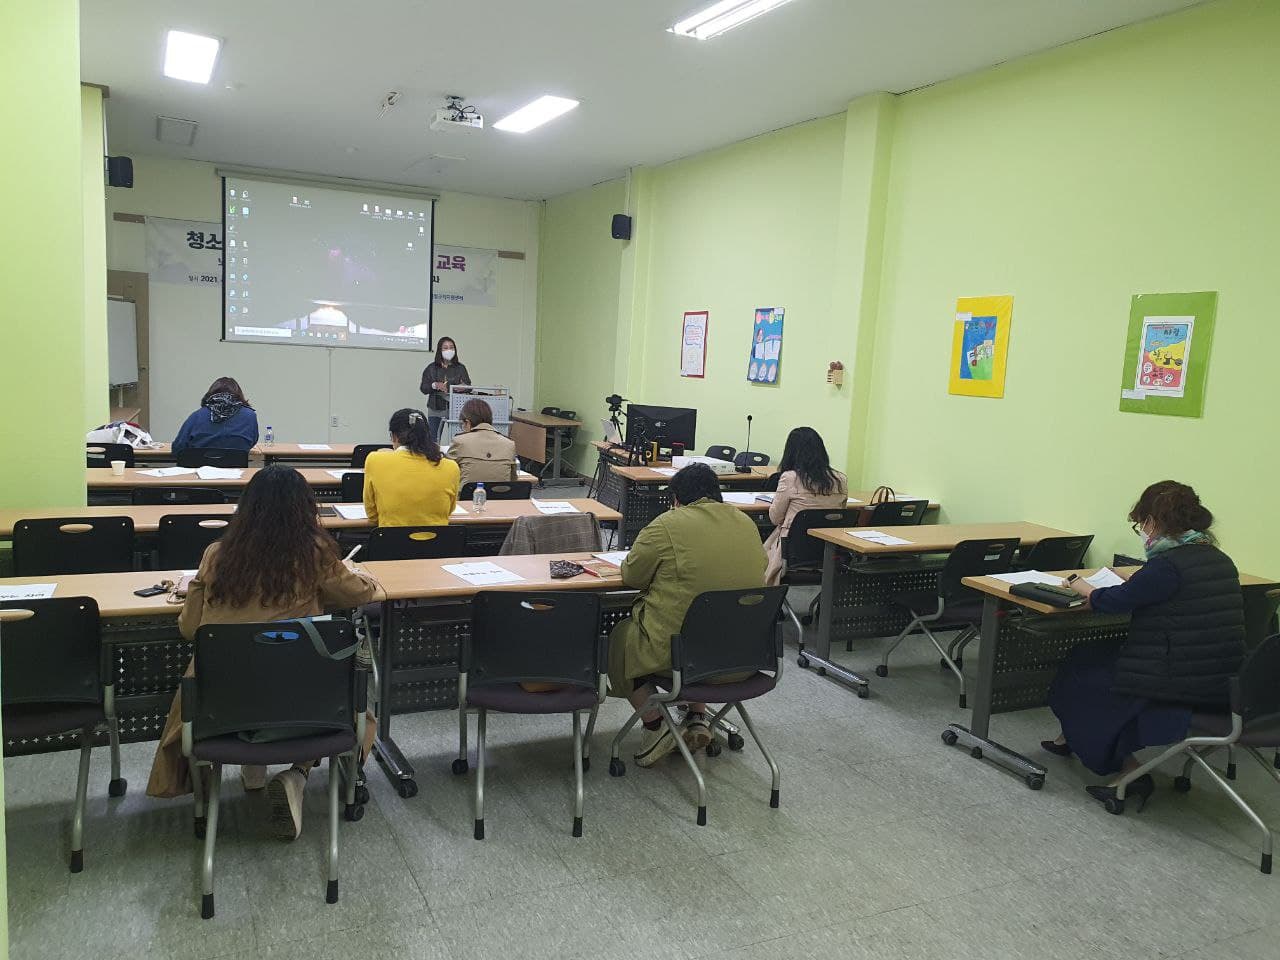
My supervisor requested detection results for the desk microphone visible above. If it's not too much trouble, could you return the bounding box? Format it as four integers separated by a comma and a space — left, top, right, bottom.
737, 415, 753, 473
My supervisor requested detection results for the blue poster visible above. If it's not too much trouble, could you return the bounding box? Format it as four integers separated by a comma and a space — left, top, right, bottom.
747, 307, 785, 384
957, 315, 997, 381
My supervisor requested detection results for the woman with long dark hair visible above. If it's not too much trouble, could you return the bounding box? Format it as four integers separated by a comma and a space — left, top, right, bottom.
763, 426, 848, 585
418, 336, 471, 442
147, 465, 378, 840
173, 376, 259, 454
363, 407, 461, 526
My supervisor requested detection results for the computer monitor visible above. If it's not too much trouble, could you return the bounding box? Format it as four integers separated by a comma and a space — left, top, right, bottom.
625, 404, 697, 450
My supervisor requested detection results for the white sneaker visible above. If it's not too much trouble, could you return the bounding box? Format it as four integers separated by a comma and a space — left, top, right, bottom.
266, 768, 306, 841
634, 724, 676, 767
241, 765, 267, 791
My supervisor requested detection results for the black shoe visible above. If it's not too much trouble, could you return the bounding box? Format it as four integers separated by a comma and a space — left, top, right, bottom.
1040, 739, 1073, 757
1087, 773, 1154, 812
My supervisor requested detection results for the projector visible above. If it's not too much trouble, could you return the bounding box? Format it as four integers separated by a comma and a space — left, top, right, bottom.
671, 455, 737, 476
430, 108, 484, 132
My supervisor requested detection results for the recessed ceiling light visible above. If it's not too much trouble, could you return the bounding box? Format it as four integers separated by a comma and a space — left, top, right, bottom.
493, 96, 580, 134
163, 30, 221, 84
669, 0, 796, 40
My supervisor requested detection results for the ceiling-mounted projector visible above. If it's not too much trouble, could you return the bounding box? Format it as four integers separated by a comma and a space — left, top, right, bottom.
430, 95, 483, 132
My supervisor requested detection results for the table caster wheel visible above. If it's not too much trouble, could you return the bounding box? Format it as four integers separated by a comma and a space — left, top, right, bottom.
797, 655, 809, 669
609, 758, 626, 777
875, 665, 888, 678
345, 803, 365, 822
1025, 775, 1045, 791
1173, 775, 1192, 793
941, 730, 958, 746
970, 746, 983, 759
451, 758, 468, 775
727, 733, 745, 751
397, 779, 418, 799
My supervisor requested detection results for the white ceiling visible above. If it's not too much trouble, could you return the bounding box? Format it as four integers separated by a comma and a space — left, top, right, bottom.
81, 0, 1204, 201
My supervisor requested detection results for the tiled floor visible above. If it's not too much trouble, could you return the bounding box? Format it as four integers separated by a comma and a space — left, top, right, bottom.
7, 605, 1280, 960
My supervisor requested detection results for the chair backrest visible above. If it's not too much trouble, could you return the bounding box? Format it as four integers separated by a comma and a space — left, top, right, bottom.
860, 499, 929, 527
175, 447, 249, 468
704, 445, 737, 461
364, 525, 469, 561
733, 451, 770, 468
672, 587, 787, 686
131, 486, 227, 505
13, 517, 136, 576
498, 513, 602, 555
1243, 588, 1280, 651
86, 443, 135, 468
461, 480, 532, 501
340, 472, 364, 503
351, 443, 391, 468
558, 410, 577, 421
783, 508, 864, 568
158, 514, 232, 569
465, 591, 603, 691
0, 597, 102, 708
539, 406, 562, 417
191, 619, 358, 741
938, 538, 1019, 602
1236, 633, 1280, 725
1019, 534, 1094, 572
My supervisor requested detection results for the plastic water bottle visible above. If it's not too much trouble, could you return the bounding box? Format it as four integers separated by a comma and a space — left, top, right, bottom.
473, 482, 486, 513
264, 425, 274, 446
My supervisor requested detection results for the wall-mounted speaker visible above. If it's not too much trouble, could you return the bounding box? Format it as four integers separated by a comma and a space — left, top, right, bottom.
106, 156, 134, 188
611, 213, 632, 240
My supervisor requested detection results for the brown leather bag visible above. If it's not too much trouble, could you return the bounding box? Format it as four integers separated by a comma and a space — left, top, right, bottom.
869, 485, 896, 505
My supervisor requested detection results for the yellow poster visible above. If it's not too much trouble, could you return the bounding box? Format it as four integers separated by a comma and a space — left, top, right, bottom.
949, 295, 1013, 398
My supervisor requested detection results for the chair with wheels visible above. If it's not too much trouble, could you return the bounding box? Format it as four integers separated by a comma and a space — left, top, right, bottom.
455, 591, 606, 839
351, 444, 391, 468
132, 487, 227, 506
1016, 535, 1094, 572
461, 480, 532, 501
158, 514, 231, 569
364, 525, 469, 561
704, 445, 737, 462
609, 586, 787, 826
733, 451, 770, 469
175, 447, 249, 468
340, 472, 365, 503
1109, 633, 1280, 874
1, 597, 124, 872
181, 618, 366, 918
877, 537, 1019, 706
86, 443, 135, 469
13, 516, 135, 575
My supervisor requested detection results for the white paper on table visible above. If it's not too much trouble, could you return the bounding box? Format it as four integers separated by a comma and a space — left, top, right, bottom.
1085, 567, 1126, 588
139, 467, 197, 478
593, 551, 629, 566
297, 444, 332, 451
755, 493, 775, 503
452, 505, 468, 516
846, 530, 913, 546
332, 504, 368, 520
180, 569, 199, 576
327, 468, 360, 479
651, 467, 678, 477
196, 467, 243, 480
0, 583, 57, 601
991, 571, 1065, 587
532, 500, 580, 515
721, 492, 759, 505
441, 561, 525, 586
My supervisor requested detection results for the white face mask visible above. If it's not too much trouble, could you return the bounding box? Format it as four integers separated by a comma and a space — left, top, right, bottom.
441, 349, 456, 361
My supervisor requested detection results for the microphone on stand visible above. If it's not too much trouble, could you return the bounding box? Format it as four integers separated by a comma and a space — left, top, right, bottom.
737, 415, 753, 473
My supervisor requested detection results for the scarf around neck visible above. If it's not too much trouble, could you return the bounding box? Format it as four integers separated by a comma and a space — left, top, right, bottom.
204, 392, 245, 424
1144, 529, 1210, 559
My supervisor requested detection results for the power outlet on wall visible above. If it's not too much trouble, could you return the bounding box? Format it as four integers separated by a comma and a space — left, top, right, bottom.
330, 415, 339, 428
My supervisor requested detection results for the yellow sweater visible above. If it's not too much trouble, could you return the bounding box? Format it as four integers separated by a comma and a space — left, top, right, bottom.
363, 447, 460, 527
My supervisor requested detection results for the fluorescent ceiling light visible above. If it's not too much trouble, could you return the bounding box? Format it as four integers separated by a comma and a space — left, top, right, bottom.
163, 30, 220, 84
493, 95, 580, 133
670, 0, 796, 40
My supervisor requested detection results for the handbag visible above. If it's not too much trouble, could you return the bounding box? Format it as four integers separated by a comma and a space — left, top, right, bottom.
869, 485, 896, 505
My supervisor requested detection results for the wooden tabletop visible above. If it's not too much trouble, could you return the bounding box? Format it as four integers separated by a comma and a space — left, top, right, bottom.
808, 521, 1072, 555
363, 552, 626, 601
608, 464, 771, 484
0, 499, 621, 536
88, 466, 538, 489
511, 411, 582, 429
132, 443, 363, 461
724, 491, 941, 514
0, 570, 192, 618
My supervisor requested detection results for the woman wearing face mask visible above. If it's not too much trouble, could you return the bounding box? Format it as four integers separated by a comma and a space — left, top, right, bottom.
419, 336, 471, 443
1042, 480, 1244, 810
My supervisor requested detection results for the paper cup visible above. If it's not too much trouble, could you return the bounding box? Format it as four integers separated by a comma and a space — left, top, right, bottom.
110, 460, 126, 476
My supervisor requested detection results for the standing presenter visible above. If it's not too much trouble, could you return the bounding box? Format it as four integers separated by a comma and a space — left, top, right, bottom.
419, 336, 471, 443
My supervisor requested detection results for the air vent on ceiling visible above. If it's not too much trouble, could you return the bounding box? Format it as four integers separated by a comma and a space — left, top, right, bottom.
155, 115, 198, 146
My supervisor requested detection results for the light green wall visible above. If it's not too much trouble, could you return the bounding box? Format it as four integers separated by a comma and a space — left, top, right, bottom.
82, 86, 108, 428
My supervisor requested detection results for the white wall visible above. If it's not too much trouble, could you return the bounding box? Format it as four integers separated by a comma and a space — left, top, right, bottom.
105, 153, 540, 442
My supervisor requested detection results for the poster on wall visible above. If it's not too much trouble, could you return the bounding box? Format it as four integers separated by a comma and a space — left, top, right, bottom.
948, 295, 1013, 398
1118, 292, 1217, 417
680, 311, 709, 378
146, 217, 224, 287
746, 307, 785, 384
432, 245, 498, 307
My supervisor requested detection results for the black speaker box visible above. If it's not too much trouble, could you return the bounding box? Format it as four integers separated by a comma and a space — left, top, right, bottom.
106, 156, 134, 188
610, 213, 632, 240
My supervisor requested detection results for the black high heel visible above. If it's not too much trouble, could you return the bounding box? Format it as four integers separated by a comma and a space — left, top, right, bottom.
1087, 773, 1154, 814
1040, 739, 1072, 757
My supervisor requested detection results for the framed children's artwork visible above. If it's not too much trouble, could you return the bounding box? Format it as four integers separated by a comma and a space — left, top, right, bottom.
680, 311, 708, 378
948, 295, 1013, 398
1118, 291, 1217, 418
746, 307, 784, 384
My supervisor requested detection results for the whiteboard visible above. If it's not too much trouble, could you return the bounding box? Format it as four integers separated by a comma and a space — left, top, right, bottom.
108, 298, 139, 385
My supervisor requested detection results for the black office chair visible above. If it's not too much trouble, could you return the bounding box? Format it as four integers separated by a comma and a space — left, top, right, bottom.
460, 481, 532, 501
132, 487, 228, 506
704, 445, 737, 462
13, 517, 135, 576
364, 525, 469, 561
539, 406, 562, 417
454, 592, 605, 839
877, 538, 1019, 707
158, 514, 231, 569
1, 597, 123, 872
609, 587, 787, 826
733, 451, 770, 469
860, 499, 930, 526
351, 444, 391, 468
182, 619, 366, 918
175, 447, 249, 468
1017, 535, 1094, 572
86, 443, 135, 469
340, 472, 365, 503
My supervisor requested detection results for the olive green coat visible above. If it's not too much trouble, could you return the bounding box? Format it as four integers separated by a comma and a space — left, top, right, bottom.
608, 498, 767, 691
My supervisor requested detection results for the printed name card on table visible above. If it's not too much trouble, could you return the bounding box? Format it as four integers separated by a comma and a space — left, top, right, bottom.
327, 469, 359, 479
592, 551, 629, 566
297, 444, 332, 450
140, 467, 197, 478
333, 504, 368, 521
452, 505, 469, 516
651, 468, 678, 477
196, 467, 243, 480
846, 530, 914, 546
721, 492, 760, 505
0, 584, 57, 601
532, 501, 580, 515
991, 571, 1064, 587
441, 562, 525, 586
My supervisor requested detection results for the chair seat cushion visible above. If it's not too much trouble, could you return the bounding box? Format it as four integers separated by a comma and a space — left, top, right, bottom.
3, 702, 105, 741
780, 565, 822, 586
1190, 712, 1280, 747
654, 671, 777, 704
467, 683, 598, 714
890, 591, 983, 625
192, 729, 356, 764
